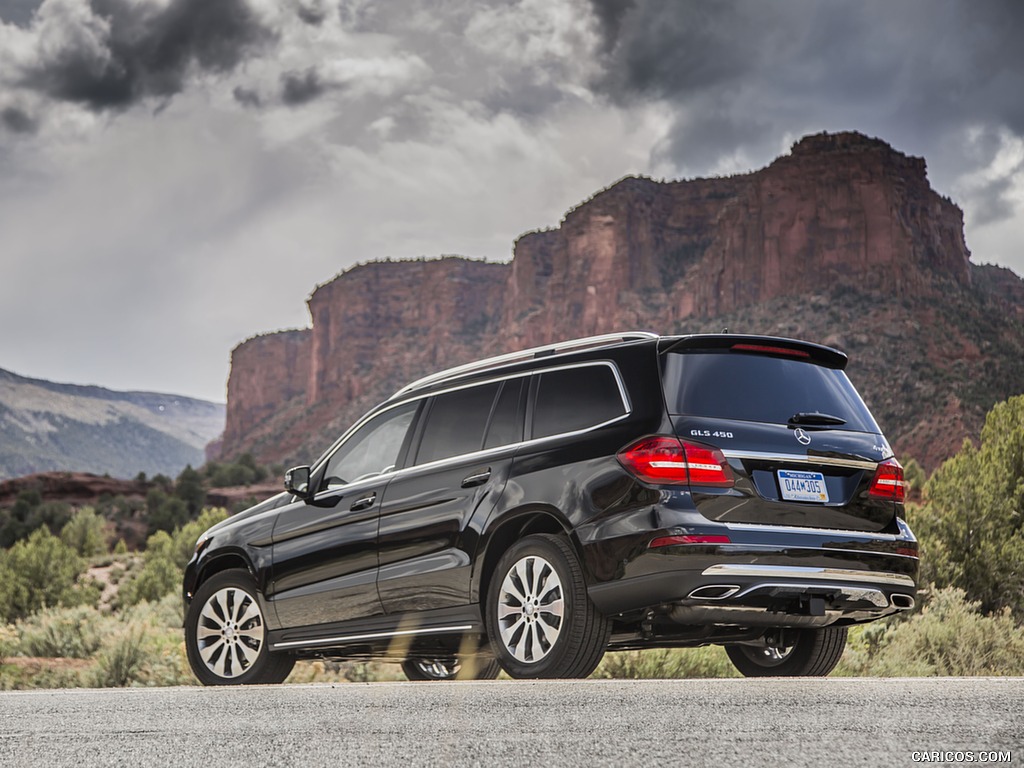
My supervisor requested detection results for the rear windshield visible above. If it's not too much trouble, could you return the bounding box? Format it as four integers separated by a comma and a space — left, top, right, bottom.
661, 351, 879, 433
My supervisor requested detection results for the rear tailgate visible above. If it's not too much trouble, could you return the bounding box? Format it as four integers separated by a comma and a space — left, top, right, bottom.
660, 337, 897, 533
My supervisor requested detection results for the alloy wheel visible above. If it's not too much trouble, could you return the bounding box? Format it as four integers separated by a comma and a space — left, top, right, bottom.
195, 586, 266, 679
496, 554, 565, 664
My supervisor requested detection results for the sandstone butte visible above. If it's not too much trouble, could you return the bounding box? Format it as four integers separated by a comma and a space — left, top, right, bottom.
220, 131, 1024, 473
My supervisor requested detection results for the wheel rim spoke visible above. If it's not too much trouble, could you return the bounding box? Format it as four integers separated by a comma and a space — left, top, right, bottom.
498, 553, 564, 665
195, 585, 265, 679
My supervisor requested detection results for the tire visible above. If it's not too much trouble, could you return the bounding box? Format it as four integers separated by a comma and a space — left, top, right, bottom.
185, 569, 295, 686
401, 656, 502, 681
725, 626, 848, 677
485, 534, 610, 679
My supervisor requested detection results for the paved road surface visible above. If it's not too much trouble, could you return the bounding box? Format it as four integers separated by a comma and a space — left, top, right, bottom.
1, 678, 1021, 767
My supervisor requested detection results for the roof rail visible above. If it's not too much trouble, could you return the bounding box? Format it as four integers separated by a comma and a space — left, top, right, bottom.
391, 331, 659, 399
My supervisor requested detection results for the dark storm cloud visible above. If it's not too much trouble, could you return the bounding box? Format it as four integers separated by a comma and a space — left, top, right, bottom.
590, 0, 1024, 130
281, 68, 324, 106
18, 0, 276, 111
586, 0, 1024, 220
1, 106, 38, 134
232, 85, 262, 108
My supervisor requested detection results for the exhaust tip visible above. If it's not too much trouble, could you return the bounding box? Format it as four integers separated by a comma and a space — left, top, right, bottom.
687, 585, 740, 600
891, 594, 915, 610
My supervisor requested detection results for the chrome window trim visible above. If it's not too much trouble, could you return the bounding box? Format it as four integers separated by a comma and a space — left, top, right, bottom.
722, 449, 879, 471
312, 360, 631, 487
272, 623, 475, 651
701, 563, 915, 588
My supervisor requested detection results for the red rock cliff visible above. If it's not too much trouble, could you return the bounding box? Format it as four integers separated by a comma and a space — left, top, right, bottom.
220, 132, 1021, 471
222, 330, 311, 450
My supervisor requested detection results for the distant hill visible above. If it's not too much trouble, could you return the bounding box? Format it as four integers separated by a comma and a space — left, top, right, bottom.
0, 368, 225, 481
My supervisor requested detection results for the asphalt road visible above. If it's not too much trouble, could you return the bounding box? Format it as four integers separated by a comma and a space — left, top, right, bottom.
1, 678, 1021, 767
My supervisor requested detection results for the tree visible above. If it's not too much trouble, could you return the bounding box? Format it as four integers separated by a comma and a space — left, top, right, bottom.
146, 488, 188, 534
60, 507, 109, 558
0, 528, 86, 622
913, 395, 1024, 617
175, 465, 206, 517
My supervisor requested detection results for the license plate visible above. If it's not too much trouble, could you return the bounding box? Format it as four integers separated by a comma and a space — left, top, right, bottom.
777, 470, 829, 502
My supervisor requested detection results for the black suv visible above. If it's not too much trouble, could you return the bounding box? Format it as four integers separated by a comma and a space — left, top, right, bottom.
183, 332, 918, 683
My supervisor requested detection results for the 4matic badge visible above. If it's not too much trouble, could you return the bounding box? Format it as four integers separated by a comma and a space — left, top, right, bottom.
794, 428, 812, 446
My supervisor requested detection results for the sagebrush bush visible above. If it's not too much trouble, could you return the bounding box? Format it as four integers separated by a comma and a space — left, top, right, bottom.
91, 625, 147, 687
0, 624, 16, 664
593, 646, 739, 679
16, 605, 109, 659
836, 586, 1024, 677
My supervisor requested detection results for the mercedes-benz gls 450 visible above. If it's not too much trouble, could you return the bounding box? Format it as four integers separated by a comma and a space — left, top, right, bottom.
183, 332, 918, 682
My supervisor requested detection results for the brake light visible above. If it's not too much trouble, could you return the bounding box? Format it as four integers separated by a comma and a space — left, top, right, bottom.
869, 458, 905, 502
731, 343, 810, 359
617, 437, 735, 487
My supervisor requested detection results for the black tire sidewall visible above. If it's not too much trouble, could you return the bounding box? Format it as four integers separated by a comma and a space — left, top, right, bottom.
485, 534, 589, 679
185, 569, 291, 686
726, 626, 848, 677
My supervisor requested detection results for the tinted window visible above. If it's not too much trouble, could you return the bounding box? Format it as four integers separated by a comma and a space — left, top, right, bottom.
322, 402, 418, 490
483, 380, 523, 450
662, 352, 879, 432
533, 365, 626, 439
416, 383, 500, 464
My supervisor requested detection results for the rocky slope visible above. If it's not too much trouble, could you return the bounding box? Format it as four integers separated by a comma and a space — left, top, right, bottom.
220, 132, 1024, 472
0, 368, 225, 480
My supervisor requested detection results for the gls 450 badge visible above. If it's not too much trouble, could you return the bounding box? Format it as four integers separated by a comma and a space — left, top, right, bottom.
690, 429, 734, 439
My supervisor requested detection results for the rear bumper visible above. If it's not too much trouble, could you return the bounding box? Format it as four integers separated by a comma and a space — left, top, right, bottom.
583, 516, 918, 627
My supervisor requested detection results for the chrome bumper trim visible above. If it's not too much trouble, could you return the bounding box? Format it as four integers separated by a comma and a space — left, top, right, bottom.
701, 564, 915, 588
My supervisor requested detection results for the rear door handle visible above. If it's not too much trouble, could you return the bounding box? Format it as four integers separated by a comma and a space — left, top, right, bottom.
461, 469, 492, 488
350, 492, 376, 511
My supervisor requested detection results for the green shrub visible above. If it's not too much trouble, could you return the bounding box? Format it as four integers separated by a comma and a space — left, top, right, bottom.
593, 646, 739, 679
117, 510, 228, 608
91, 625, 147, 687
16, 605, 106, 659
117, 532, 181, 607
0, 528, 90, 622
914, 395, 1024, 617
0, 624, 16, 664
60, 507, 109, 558
836, 586, 1024, 677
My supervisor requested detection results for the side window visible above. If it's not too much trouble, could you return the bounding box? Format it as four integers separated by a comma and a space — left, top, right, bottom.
416, 383, 500, 465
321, 402, 418, 490
483, 379, 523, 450
532, 365, 627, 439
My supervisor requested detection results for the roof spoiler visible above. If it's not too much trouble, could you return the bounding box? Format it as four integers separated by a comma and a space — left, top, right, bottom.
658, 334, 848, 370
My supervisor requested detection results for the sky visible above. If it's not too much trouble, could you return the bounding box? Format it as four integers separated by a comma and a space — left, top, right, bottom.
1, 0, 1022, 404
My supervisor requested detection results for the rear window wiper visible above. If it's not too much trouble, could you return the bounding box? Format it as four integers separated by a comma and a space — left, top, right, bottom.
788, 412, 847, 426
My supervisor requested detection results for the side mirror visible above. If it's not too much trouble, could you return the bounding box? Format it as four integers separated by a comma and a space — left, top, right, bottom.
284, 465, 312, 501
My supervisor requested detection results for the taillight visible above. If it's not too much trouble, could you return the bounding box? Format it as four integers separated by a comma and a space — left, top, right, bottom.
617, 436, 735, 487
682, 441, 735, 487
869, 458, 905, 502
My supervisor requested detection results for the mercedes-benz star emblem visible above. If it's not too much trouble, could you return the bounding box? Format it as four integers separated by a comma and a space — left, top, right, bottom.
794, 428, 812, 446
